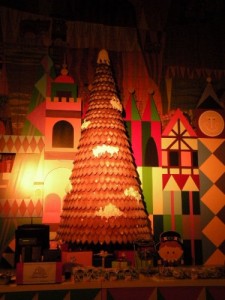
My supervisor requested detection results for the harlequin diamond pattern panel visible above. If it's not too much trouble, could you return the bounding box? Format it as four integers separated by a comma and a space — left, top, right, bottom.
0, 135, 45, 153
0, 199, 43, 217
198, 138, 225, 265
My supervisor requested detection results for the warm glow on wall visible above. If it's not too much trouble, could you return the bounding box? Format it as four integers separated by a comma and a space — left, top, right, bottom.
16, 159, 38, 198
42, 167, 71, 223
44, 167, 71, 199
33, 183, 44, 201
19, 173, 34, 197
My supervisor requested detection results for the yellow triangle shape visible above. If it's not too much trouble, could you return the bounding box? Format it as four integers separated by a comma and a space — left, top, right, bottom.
187, 139, 198, 150
182, 176, 199, 191
168, 130, 176, 136
162, 138, 175, 148
183, 130, 190, 137
180, 122, 187, 135
170, 141, 179, 149
164, 176, 180, 191
169, 122, 178, 135
199, 138, 224, 153
180, 141, 190, 150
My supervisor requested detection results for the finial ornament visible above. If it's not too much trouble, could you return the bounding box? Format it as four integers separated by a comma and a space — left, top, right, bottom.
97, 49, 110, 65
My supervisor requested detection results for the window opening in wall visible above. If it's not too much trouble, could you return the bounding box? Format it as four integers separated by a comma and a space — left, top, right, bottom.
52, 120, 74, 148
169, 150, 179, 167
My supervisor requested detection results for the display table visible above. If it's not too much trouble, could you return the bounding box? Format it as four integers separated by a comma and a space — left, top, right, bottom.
1, 277, 225, 300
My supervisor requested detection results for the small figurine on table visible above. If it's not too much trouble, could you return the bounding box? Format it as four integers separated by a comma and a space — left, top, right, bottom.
157, 231, 184, 276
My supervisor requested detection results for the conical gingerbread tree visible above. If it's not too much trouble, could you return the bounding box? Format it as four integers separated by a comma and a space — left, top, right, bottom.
57, 49, 152, 248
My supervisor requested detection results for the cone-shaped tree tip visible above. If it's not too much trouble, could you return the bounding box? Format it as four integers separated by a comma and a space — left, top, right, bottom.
97, 49, 110, 65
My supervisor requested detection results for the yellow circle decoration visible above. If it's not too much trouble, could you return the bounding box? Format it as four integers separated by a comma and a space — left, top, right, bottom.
198, 110, 224, 137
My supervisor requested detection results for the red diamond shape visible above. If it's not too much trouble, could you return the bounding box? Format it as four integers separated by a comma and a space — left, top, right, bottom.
37, 137, 45, 151
19, 199, 27, 216
3, 200, 11, 216
35, 200, 43, 217
11, 200, 19, 216
22, 137, 30, 152
30, 137, 37, 152
27, 199, 35, 216
14, 137, 22, 152
6, 137, 14, 151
